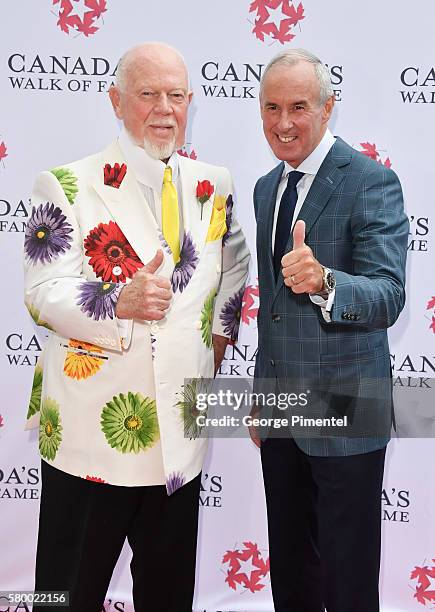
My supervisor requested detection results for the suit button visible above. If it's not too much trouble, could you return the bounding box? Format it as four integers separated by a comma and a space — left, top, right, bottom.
351, 314, 357, 321
270, 359, 275, 366
341, 312, 348, 320
355, 315, 360, 320
271, 314, 280, 322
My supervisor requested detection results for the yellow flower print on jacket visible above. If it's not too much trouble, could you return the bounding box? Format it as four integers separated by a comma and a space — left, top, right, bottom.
63, 339, 104, 380
206, 194, 227, 243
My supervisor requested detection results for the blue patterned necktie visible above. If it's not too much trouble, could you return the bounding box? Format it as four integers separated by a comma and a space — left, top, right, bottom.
273, 170, 304, 279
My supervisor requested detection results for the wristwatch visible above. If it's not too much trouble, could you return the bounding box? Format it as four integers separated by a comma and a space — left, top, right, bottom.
321, 267, 336, 294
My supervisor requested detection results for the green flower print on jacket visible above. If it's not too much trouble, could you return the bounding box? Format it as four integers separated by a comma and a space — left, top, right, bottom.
39, 398, 63, 461
176, 378, 209, 440
101, 392, 159, 454
27, 363, 43, 419
200, 288, 217, 349
50, 167, 78, 205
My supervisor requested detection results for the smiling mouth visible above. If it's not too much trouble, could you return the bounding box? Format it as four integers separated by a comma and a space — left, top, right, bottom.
277, 135, 297, 143
150, 125, 175, 130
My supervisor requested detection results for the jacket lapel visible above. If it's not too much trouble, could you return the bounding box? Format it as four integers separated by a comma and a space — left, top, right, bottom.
257, 162, 284, 287
92, 141, 172, 275
178, 155, 214, 256
273, 138, 352, 298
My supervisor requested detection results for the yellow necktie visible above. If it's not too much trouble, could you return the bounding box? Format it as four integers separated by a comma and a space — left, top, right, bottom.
162, 166, 180, 264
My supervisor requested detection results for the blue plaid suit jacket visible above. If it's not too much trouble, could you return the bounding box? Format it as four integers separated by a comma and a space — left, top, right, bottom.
253, 137, 409, 456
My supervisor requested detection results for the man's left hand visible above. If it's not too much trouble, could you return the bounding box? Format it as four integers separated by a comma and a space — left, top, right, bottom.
282, 220, 324, 294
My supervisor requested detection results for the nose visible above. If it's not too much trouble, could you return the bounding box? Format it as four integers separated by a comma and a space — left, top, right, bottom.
154, 93, 172, 115
277, 111, 293, 131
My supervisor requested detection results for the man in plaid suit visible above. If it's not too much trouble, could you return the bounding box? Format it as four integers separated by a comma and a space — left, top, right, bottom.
251, 48, 408, 612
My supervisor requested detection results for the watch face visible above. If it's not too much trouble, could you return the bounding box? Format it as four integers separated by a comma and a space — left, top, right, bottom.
326, 271, 336, 290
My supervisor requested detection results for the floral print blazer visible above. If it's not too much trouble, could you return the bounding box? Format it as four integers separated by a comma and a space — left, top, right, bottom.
24, 140, 250, 493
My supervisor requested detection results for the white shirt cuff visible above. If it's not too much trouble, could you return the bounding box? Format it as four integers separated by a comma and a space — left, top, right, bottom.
117, 318, 133, 349
310, 289, 335, 322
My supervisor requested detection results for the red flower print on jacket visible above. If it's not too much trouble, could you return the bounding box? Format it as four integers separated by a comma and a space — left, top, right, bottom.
196, 180, 214, 203
196, 179, 214, 220
84, 221, 143, 282
104, 163, 127, 189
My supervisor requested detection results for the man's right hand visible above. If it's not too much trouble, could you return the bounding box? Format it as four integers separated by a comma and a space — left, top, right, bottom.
115, 249, 173, 321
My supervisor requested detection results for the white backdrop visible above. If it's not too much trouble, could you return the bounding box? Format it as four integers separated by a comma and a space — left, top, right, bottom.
1, 1, 434, 611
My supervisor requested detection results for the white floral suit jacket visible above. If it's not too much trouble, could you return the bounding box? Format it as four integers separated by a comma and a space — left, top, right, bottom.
24, 140, 250, 493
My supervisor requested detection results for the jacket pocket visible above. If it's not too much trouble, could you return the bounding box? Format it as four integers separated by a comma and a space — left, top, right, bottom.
61, 338, 109, 381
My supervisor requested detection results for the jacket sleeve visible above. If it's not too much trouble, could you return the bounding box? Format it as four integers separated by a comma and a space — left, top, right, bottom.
212, 168, 250, 341
329, 165, 409, 329
24, 170, 124, 352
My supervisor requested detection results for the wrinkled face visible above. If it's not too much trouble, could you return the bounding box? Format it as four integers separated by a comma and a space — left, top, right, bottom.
110, 49, 192, 159
260, 61, 334, 167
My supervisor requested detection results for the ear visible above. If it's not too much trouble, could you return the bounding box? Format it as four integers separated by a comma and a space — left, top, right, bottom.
109, 86, 123, 120
322, 95, 335, 124
187, 90, 193, 105
259, 100, 265, 120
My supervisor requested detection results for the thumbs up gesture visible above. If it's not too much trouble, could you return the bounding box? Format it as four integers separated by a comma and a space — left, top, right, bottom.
116, 249, 173, 320
281, 220, 324, 294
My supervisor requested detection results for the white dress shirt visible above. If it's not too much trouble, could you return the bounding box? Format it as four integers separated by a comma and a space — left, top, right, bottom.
118, 127, 181, 228
272, 129, 336, 319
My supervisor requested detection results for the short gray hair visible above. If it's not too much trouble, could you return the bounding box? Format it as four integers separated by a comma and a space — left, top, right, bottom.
260, 48, 333, 105
115, 42, 189, 91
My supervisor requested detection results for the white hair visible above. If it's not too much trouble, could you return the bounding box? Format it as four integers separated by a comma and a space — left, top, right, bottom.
115, 42, 189, 91
260, 48, 333, 105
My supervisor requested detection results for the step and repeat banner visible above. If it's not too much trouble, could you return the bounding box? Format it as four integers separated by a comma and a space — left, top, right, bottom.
1, 1, 434, 611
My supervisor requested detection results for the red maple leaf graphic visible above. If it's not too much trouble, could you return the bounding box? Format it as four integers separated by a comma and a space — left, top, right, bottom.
222, 549, 241, 566
225, 569, 245, 590
250, 1, 304, 44
252, 17, 275, 42
177, 147, 197, 160
426, 297, 435, 310
242, 284, 259, 325
411, 566, 432, 591
249, 0, 269, 13
85, 0, 107, 18
360, 143, 392, 167
283, 1, 305, 25
253, 553, 270, 575
57, 1, 80, 34
360, 142, 379, 161
245, 571, 266, 592
241, 540, 260, 559
225, 572, 238, 590
85, 475, 106, 483
74, 11, 99, 36
222, 542, 270, 593
271, 18, 295, 44
0, 141, 7, 162
415, 584, 435, 606
250, 0, 277, 22
430, 316, 435, 334
411, 562, 435, 605
0, 414, 4, 428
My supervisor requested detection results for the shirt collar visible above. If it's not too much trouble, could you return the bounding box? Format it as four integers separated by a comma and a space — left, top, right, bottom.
117, 126, 179, 191
282, 128, 336, 179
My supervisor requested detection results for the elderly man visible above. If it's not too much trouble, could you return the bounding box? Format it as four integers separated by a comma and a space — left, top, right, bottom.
24, 42, 249, 611
252, 49, 408, 611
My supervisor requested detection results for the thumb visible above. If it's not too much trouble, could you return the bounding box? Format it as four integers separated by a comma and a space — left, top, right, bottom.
292, 219, 306, 250
144, 249, 164, 274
